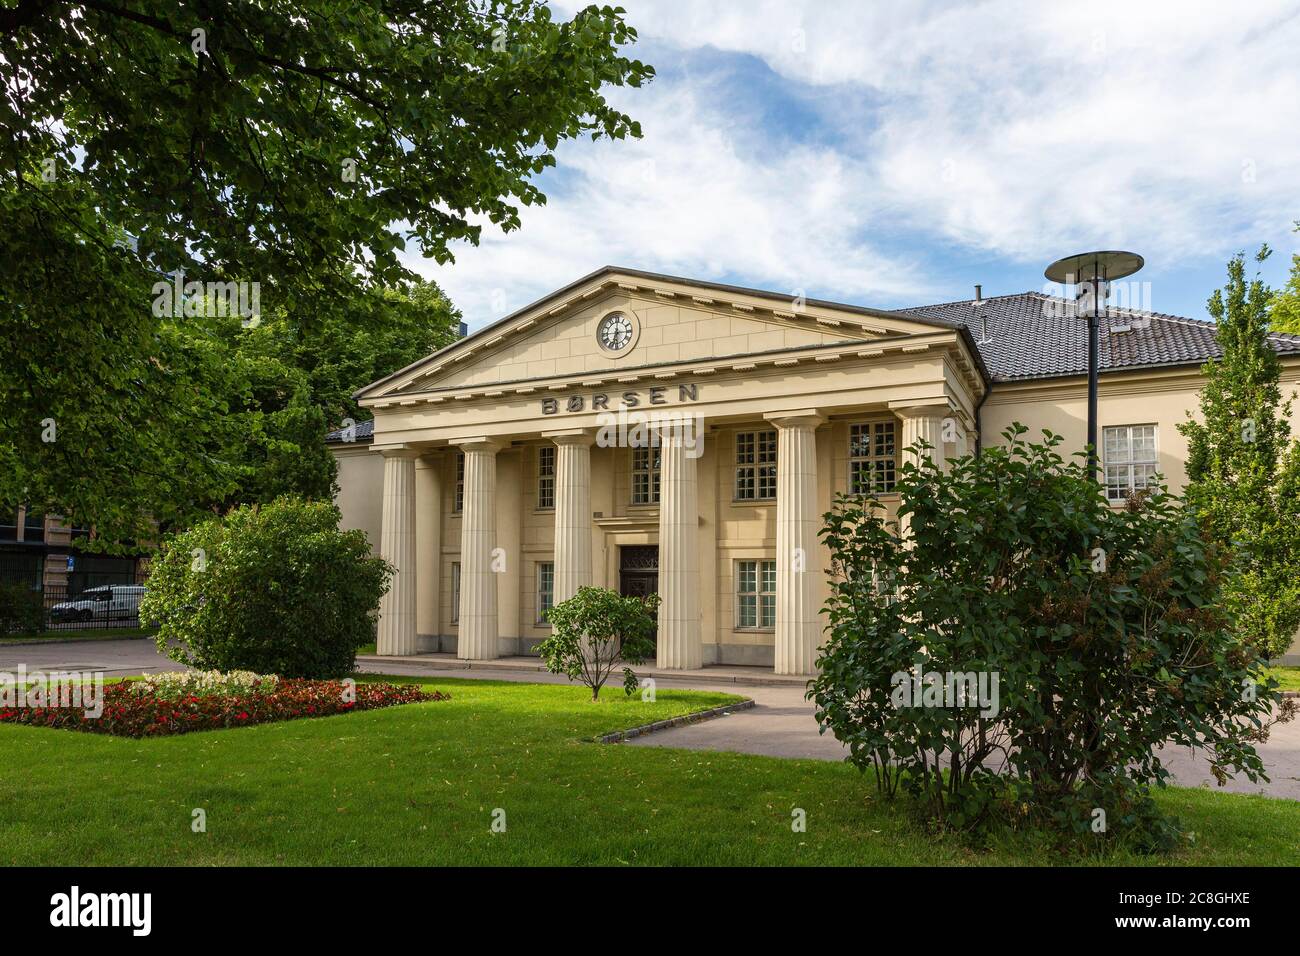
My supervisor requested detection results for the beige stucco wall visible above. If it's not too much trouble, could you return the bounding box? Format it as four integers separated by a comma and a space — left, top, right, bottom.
981, 361, 1300, 495
332, 446, 384, 553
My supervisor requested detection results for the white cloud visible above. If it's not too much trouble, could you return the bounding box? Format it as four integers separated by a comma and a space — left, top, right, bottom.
571, 0, 1300, 261
407, 73, 927, 329
414, 0, 1300, 328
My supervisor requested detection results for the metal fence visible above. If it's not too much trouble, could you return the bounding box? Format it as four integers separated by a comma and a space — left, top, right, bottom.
1, 579, 150, 634
38, 582, 149, 631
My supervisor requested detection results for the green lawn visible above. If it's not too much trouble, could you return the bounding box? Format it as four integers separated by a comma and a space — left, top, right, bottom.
1267, 666, 1300, 692
1, 675, 1296, 866
0, 626, 155, 645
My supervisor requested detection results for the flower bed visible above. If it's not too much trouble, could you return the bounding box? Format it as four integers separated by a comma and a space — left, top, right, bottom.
0, 676, 446, 738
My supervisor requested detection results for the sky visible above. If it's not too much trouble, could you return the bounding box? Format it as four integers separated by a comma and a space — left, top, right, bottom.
402, 0, 1300, 332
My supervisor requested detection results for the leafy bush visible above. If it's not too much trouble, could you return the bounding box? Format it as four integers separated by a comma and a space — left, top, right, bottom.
535, 586, 658, 700
140, 497, 391, 678
0, 582, 46, 635
812, 425, 1294, 850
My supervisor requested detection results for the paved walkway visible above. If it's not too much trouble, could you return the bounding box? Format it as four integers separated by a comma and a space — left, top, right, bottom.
3, 638, 1297, 798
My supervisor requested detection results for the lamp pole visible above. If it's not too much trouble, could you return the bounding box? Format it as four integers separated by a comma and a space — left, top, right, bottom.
1044, 251, 1144, 479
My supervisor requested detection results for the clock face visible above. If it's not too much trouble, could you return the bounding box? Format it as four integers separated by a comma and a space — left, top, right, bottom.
597, 312, 634, 352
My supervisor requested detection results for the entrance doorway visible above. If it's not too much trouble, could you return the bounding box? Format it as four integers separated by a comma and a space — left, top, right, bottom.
619, 545, 658, 599
619, 545, 658, 652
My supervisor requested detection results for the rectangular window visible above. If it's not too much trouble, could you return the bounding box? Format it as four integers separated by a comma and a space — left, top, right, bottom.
735, 430, 777, 500
1103, 424, 1158, 502
849, 421, 898, 494
736, 559, 776, 629
451, 562, 461, 623
454, 453, 465, 513
536, 562, 555, 623
631, 445, 662, 504
537, 446, 556, 510
21, 508, 45, 544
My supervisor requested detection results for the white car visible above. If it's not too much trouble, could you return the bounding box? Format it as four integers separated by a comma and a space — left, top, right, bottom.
49, 585, 147, 623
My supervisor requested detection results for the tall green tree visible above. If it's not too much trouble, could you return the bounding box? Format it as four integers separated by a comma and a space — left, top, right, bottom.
1268, 221, 1300, 335
1179, 247, 1300, 658
0, 1, 651, 543
250, 280, 464, 429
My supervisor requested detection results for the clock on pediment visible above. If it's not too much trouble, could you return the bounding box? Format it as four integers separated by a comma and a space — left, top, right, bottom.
596, 311, 637, 354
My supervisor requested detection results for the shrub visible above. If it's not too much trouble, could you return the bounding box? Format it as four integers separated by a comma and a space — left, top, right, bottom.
535, 586, 658, 700
812, 425, 1294, 850
0, 581, 45, 635
139, 497, 391, 678
0, 677, 444, 737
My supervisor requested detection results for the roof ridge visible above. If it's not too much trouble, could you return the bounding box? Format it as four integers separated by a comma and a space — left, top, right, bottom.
894, 290, 1042, 312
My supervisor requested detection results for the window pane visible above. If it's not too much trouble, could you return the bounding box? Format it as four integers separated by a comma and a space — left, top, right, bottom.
538, 562, 554, 622
737, 595, 756, 628
451, 564, 461, 622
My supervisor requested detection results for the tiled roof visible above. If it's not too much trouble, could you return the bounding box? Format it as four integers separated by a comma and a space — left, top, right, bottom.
325, 418, 374, 444
898, 291, 1300, 382
331, 283, 1300, 443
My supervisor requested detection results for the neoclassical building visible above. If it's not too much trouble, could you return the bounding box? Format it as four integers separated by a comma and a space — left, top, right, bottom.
330, 266, 1300, 673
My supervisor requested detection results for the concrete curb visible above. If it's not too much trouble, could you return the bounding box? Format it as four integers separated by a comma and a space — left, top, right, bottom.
593, 698, 756, 744
0, 635, 152, 648
359, 654, 807, 688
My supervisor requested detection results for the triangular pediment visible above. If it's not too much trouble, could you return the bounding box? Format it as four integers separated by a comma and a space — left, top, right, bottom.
358, 267, 956, 400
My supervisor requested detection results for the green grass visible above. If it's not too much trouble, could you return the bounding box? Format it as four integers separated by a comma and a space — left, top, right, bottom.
1, 675, 1296, 866
1267, 666, 1300, 692
357, 641, 376, 655
0, 626, 155, 645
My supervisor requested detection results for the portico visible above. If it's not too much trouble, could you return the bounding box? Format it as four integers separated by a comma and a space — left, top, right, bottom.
352, 267, 986, 675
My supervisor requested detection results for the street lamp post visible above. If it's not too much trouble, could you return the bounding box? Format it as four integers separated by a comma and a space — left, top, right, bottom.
1044, 251, 1144, 477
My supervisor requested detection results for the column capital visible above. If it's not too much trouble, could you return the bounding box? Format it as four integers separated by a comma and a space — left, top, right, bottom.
374, 444, 421, 460
543, 428, 596, 447
764, 409, 826, 430
454, 436, 508, 454
890, 402, 950, 421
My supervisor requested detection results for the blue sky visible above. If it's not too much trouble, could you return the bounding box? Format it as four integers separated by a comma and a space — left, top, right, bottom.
403, 0, 1300, 331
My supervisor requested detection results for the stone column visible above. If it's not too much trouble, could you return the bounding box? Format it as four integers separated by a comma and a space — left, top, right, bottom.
548, 431, 595, 604
457, 437, 504, 660
896, 406, 949, 539
898, 406, 949, 473
766, 411, 825, 676
376, 446, 420, 656
656, 422, 702, 670
495, 449, 522, 654
415, 452, 443, 647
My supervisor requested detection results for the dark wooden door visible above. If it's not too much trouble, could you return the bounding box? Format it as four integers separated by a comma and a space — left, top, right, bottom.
618, 546, 659, 650
618, 546, 659, 599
